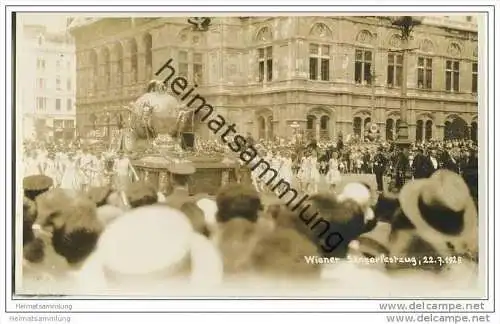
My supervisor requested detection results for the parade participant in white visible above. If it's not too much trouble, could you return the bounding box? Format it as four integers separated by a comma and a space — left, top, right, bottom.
42, 153, 60, 187
60, 153, 82, 191
326, 153, 342, 191
113, 151, 139, 191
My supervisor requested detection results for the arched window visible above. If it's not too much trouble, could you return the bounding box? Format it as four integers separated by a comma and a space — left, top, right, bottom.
395, 119, 401, 139
143, 34, 153, 79
320, 115, 330, 140
130, 39, 138, 83
258, 116, 266, 139
445, 116, 468, 140
353, 117, 362, 137
425, 120, 433, 141
363, 117, 372, 134
386, 119, 394, 140
267, 116, 274, 140
306, 115, 317, 140
416, 120, 424, 142
444, 121, 451, 140
89, 50, 98, 91
471, 121, 478, 143
115, 43, 124, 86
102, 48, 111, 89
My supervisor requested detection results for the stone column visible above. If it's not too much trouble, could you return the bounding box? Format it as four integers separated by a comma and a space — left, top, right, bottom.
315, 116, 320, 140
122, 40, 133, 86
135, 35, 147, 82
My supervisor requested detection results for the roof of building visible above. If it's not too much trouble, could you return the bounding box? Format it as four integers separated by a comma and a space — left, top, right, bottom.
67, 17, 101, 31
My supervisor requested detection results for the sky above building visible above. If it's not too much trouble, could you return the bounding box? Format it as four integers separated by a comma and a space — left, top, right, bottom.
18, 13, 70, 32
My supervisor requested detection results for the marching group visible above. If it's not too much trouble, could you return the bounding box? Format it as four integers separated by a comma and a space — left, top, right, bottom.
18, 133, 480, 297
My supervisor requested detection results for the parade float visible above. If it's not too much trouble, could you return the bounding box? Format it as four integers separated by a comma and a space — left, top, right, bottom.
121, 80, 242, 195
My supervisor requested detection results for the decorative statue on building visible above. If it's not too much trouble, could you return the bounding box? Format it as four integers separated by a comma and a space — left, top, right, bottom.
364, 122, 381, 142
187, 17, 212, 31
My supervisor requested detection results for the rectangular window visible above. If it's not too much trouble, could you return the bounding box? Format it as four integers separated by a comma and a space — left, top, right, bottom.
354, 49, 372, 85
387, 53, 403, 87
445, 60, 460, 91
55, 98, 61, 111
37, 78, 45, 89
56, 77, 61, 91
64, 120, 74, 128
309, 44, 330, 81
178, 51, 189, 79
67, 99, 72, 111
36, 97, 46, 111
193, 53, 203, 85
37, 58, 46, 70
66, 79, 71, 91
258, 46, 273, 82
417, 57, 433, 89
54, 120, 64, 129
472, 62, 478, 93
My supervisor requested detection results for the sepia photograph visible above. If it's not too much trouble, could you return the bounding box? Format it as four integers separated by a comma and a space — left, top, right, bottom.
10, 10, 487, 302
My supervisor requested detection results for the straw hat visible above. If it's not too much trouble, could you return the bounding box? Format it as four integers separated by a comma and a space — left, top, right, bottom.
77, 205, 223, 293
398, 169, 477, 258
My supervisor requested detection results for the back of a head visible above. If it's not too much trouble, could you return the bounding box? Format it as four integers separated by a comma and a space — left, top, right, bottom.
125, 181, 158, 208
35, 189, 103, 265
216, 218, 260, 275
305, 193, 365, 258
251, 228, 321, 279
215, 183, 262, 223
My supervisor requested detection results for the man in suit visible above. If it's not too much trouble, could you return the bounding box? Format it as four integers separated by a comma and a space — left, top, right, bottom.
412, 148, 434, 179
373, 146, 388, 193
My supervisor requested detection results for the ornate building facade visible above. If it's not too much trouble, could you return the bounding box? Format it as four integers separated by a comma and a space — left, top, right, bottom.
18, 23, 77, 141
70, 16, 478, 142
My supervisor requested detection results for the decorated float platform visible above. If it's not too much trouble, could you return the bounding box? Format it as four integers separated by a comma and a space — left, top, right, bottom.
129, 138, 251, 196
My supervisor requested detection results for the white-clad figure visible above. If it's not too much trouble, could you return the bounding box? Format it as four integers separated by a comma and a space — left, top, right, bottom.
90, 154, 105, 187
43, 153, 60, 187
113, 151, 138, 191
298, 155, 310, 192
79, 150, 94, 192
277, 152, 294, 195
308, 152, 321, 194
326, 155, 342, 192
60, 153, 82, 191
24, 151, 42, 177
55, 151, 68, 185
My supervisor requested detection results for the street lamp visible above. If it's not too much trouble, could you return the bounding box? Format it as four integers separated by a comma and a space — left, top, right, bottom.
391, 16, 422, 150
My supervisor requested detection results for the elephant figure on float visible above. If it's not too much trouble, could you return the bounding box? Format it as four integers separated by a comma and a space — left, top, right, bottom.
121, 80, 203, 151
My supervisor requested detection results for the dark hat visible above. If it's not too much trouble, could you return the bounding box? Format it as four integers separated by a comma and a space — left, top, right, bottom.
23, 175, 53, 192
167, 161, 196, 175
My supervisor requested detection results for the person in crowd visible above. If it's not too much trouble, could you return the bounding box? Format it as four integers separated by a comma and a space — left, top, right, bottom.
394, 147, 410, 190
355, 170, 478, 294
75, 205, 223, 295
215, 183, 263, 224
60, 152, 82, 191
23, 189, 104, 294
23, 175, 53, 201
41, 152, 59, 187
411, 148, 434, 179
373, 146, 388, 193
162, 161, 196, 209
326, 152, 342, 192
113, 150, 138, 192
462, 149, 479, 208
